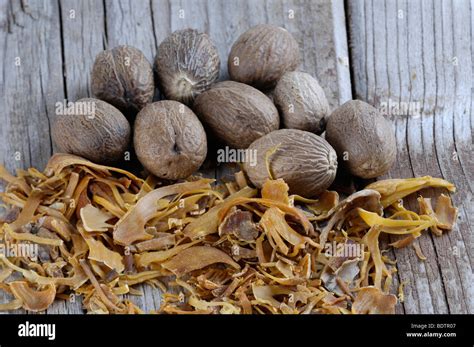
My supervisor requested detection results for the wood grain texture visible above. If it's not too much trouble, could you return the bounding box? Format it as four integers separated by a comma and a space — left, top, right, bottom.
0, 0, 65, 315
348, 0, 473, 314
0, 0, 351, 314
45, 0, 107, 314
3, 0, 471, 315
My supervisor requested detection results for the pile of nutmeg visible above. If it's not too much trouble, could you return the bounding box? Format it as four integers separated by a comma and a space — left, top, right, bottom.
52, 24, 396, 198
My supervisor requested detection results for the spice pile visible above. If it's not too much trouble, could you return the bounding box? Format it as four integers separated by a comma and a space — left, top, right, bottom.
0, 154, 457, 314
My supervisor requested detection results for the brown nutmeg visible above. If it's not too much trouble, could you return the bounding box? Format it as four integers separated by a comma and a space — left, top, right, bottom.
52, 98, 130, 164
228, 24, 300, 90
325, 100, 397, 178
134, 101, 207, 180
243, 129, 338, 198
91, 45, 154, 112
154, 29, 220, 105
273, 71, 330, 134
193, 81, 279, 149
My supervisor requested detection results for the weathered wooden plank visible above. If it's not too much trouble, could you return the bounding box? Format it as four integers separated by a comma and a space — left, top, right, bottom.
0, 0, 353, 314
0, 0, 63, 172
42, 0, 108, 315
0, 0, 66, 314
278, 0, 352, 108
150, 0, 171, 41
430, 0, 473, 314
4, 0, 470, 315
206, 0, 352, 182
104, 0, 157, 62
103, 0, 162, 313
59, 0, 106, 101
347, 0, 473, 314
151, 0, 352, 183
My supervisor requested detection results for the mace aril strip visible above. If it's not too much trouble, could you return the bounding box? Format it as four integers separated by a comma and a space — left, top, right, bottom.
0, 153, 457, 314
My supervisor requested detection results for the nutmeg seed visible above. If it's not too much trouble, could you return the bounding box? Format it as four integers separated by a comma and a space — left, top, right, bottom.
91, 45, 155, 113
228, 24, 300, 90
325, 100, 397, 179
154, 29, 220, 105
244, 129, 338, 197
193, 81, 279, 149
273, 71, 330, 134
52, 98, 130, 164
134, 100, 207, 180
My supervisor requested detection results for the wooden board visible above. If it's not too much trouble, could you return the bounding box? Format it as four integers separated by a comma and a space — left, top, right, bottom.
347, 0, 473, 314
0, 0, 65, 315
0, 0, 351, 313
0, 0, 472, 314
